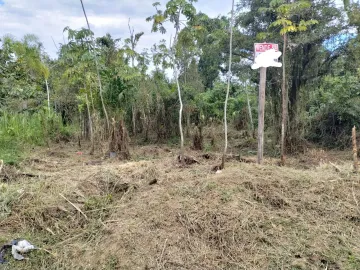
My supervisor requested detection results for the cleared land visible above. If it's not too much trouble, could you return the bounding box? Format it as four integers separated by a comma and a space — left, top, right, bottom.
1, 143, 360, 269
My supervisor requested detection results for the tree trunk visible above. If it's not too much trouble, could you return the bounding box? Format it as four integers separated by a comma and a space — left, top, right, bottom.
172, 19, 185, 163
96, 68, 109, 133
353, 126, 358, 173
221, 0, 235, 170
280, 33, 288, 165
174, 66, 184, 160
186, 110, 191, 138
86, 94, 94, 155
45, 78, 50, 115
245, 81, 254, 136
89, 85, 95, 112
132, 105, 136, 135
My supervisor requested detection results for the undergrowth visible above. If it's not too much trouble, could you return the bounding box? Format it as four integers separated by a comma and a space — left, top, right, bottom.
0, 111, 74, 164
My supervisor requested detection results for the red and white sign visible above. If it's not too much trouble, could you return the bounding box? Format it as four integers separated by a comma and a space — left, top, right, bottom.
254, 43, 279, 59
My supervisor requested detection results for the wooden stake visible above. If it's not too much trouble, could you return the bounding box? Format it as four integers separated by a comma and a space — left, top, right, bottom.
352, 126, 358, 173
257, 67, 267, 164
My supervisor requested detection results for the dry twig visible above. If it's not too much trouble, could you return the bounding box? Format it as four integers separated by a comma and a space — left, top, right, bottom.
158, 238, 168, 270
329, 162, 341, 173
59, 193, 88, 220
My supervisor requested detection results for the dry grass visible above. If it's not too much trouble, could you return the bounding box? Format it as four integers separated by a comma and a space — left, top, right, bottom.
1, 143, 360, 270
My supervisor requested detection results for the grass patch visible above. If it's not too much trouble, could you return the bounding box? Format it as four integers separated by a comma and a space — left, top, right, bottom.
0, 111, 75, 164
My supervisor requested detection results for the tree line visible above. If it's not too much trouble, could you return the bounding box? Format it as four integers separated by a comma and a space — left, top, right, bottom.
0, 0, 359, 162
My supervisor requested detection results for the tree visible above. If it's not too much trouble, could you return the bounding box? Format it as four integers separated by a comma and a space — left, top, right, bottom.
124, 19, 144, 135
259, 0, 318, 164
79, 0, 109, 132
0, 34, 48, 111
147, 0, 197, 161
222, 0, 235, 170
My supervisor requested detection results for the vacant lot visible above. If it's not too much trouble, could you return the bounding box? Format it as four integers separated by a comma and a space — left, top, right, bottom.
1, 144, 359, 270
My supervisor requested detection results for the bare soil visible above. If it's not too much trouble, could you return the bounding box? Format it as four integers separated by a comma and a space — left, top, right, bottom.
1, 143, 360, 270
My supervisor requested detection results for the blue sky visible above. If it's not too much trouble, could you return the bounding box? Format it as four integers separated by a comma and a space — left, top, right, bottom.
323, 32, 357, 51
0, 0, 231, 59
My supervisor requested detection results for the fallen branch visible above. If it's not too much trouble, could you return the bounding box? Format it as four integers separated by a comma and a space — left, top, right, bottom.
329, 162, 341, 173
158, 238, 168, 270
59, 193, 88, 220
178, 155, 199, 165
19, 172, 40, 178
54, 232, 86, 246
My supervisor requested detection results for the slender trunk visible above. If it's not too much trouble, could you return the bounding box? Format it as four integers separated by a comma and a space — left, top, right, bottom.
45, 78, 50, 115
174, 66, 184, 159
80, 0, 110, 132
221, 0, 235, 169
89, 85, 95, 112
257, 67, 267, 164
245, 81, 254, 135
353, 126, 358, 173
186, 110, 191, 138
145, 111, 150, 142
132, 105, 136, 135
128, 20, 137, 137
280, 33, 287, 165
86, 94, 94, 155
95, 58, 109, 132
172, 21, 184, 162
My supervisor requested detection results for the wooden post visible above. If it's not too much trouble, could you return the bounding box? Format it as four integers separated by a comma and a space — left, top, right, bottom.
257, 67, 267, 164
353, 126, 358, 173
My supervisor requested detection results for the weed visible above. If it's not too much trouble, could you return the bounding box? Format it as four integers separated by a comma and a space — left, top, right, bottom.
0, 183, 20, 218
0, 111, 75, 164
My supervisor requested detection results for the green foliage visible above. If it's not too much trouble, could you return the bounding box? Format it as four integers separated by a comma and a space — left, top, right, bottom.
0, 111, 73, 163
0, 183, 19, 218
0, 35, 48, 109
308, 72, 360, 147
259, 0, 318, 36
147, 0, 198, 33
0, 0, 359, 152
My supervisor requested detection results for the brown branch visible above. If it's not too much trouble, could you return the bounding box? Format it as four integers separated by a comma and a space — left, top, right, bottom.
59, 193, 88, 220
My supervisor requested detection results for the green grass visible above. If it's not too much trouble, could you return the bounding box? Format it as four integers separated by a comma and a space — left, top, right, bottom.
0, 111, 75, 164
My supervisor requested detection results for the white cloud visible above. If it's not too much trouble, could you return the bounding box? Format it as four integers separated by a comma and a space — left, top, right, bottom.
0, 0, 232, 59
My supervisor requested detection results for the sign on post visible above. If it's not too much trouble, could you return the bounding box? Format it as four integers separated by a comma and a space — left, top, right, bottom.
254, 43, 279, 59
251, 43, 282, 164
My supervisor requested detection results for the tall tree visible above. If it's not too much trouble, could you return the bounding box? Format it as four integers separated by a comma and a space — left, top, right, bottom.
147, 0, 197, 161
124, 19, 144, 135
79, 0, 110, 132
222, 0, 235, 170
259, 0, 318, 164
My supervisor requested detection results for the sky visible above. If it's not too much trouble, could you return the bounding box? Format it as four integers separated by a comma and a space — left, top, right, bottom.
0, 0, 232, 59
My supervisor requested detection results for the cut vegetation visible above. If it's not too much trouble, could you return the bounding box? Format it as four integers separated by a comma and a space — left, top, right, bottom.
1, 145, 360, 269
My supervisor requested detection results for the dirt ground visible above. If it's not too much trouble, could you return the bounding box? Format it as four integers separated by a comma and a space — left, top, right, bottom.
1, 142, 360, 270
